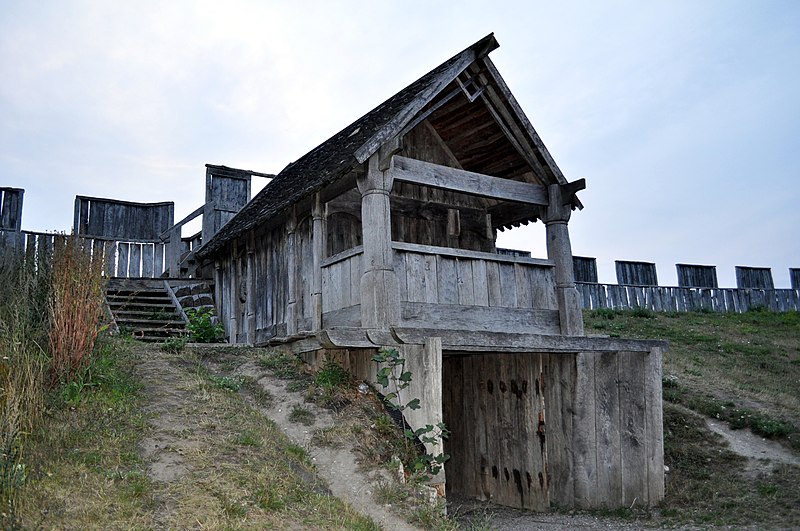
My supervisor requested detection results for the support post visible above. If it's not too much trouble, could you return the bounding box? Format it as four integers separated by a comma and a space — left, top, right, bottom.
286, 207, 298, 336
358, 153, 400, 328
246, 233, 256, 344
229, 241, 240, 343
543, 184, 584, 336
312, 193, 325, 331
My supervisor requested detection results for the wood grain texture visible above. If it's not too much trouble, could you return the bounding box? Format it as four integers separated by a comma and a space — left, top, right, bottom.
391, 155, 549, 205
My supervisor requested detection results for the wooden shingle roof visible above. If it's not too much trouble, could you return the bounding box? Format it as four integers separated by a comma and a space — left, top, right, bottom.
198, 33, 569, 258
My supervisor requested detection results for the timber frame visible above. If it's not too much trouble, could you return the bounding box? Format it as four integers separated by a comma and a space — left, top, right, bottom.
195, 34, 666, 511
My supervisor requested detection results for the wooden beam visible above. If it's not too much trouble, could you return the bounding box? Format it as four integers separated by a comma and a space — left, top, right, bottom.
391, 327, 667, 353
478, 91, 550, 184
355, 51, 478, 164
479, 57, 567, 184
391, 155, 549, 205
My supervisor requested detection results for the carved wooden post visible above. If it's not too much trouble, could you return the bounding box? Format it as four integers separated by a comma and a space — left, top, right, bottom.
358, 154, 400, 328
214, 262, 224, 335
543, 184, 584, 336
311, 193, 325, 331
286, 207, 298, 336
229, 241, 240, 342
246, 233, 256, 344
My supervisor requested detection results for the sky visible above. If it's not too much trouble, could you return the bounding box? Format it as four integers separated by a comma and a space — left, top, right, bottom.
1, 1, 798, 287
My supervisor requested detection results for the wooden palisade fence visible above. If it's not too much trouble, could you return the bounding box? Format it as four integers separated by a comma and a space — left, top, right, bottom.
575, 258, 799, 312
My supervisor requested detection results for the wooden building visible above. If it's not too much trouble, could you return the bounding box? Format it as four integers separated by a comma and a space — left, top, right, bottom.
195, 34, 666, 511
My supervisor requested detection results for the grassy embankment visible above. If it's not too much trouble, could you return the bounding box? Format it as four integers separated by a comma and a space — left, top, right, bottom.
3, 238, 376, 529
585, 308, 800, 527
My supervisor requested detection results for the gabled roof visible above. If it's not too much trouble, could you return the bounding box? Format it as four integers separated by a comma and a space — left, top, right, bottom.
198, 34, 564, 258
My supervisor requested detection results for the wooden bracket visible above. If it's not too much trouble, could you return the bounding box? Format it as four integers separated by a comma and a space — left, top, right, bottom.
560, 178, 586, 208
379, 137, 403, 172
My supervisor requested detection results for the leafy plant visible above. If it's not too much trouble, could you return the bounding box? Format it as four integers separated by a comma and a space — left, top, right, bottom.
370, 348, 450, 478
160, 335, 189, 354
185, 307, 224, 343
209, 374, 245, 392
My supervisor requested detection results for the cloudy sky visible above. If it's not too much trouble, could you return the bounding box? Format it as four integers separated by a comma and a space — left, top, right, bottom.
1, 1, 798, 287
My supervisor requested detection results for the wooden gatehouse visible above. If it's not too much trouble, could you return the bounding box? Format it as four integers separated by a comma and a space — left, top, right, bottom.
192, 34, 666, 511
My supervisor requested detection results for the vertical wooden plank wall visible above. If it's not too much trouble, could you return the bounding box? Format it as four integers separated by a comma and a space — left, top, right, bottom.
572, 256, 598, 283
444, 349, 664, 510
443, 352, 549, 511
676, 263, 718, 288
736, 266, 774, 290
396, 250, 557, 311
568, 349, 664, 509
0, 188, 24, 231
615, 261, 658, 286
577, 282, 800, 313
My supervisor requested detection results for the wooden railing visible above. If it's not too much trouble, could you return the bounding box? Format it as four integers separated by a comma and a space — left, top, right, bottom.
392, 242, 556, 308
392, 242, 560, 335
0, 229, 168, 277
577, 282, 800, 313
318, 243, 562, 333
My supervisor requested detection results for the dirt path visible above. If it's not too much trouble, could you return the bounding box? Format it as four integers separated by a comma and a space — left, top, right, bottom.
135, 343, 418, 530
231, 357, 420, 531
706, 418, 800, 468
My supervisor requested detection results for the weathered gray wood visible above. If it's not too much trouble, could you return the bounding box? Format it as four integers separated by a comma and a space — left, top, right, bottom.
153, 242, 164, 276
545, 353, 576, 507
543, 184, 584, 335
618, 351, 647, 507
472, 259, 490, 306
616, 261, 658, 286
141, 244, 154, 277
736, 266, 774, 290
358, 155, 401, 328
577, 283, 800, 313
400, 303, 561, 335
392, 241, 553, 267
321, 305, 361, 328
791, 269, 800, 290
117, 243, 129, 277
391, 155, 549, 205
456, 259, 475, 305
498, 263, 517, 307
486, 260, 502, 307
676, 263, 718, 288
573, 352, 597, 507
595, 351, 622, 507
644, 347, 665, 504
74, 195, 174, 242
353, 38, 495, 163
129, 243, 141, 277
437, 256, 459, 304
0, 188, 24, 231
480, 56, 568, 185
573, 256, 598, 283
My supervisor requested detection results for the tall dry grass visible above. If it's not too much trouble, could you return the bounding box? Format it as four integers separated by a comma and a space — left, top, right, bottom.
48, 237, 106, 386
0, 234, 106, 527
0, 248, 50, 528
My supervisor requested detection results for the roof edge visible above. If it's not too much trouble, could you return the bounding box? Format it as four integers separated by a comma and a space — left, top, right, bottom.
354, 33, 499, 164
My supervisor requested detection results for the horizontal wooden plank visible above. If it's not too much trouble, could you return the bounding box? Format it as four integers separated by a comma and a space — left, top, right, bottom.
321, 305, 361, 328
400, 302, 560, 335
393, 327, 668, 353
320, 245, 364, 268
391, 155, 549, 205
393, 241, 553, 267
